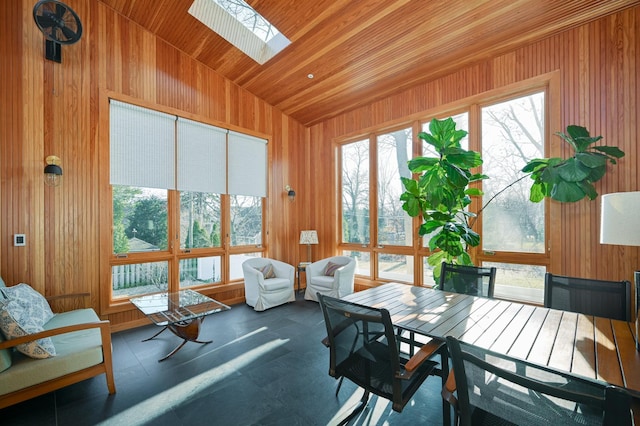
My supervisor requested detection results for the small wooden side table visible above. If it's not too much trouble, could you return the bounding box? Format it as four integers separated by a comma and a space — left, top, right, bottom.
297, 262, 311, 293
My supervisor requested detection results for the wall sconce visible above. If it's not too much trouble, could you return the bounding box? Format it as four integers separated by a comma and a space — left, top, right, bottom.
44, 155, 63, 187
285, 185, 296, 202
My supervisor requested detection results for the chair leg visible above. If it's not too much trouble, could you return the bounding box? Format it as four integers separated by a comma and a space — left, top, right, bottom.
335, 376, 344, 396
338, 389, 370, 426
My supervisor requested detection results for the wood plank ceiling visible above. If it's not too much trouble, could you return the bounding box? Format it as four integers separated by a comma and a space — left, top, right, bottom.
98, 0, 640, 126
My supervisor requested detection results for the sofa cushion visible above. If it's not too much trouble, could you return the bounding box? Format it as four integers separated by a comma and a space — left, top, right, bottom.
0, 300, 56, 358
323, 261, 344, 277
0, 308, 104, 396
2, 283, 54, 327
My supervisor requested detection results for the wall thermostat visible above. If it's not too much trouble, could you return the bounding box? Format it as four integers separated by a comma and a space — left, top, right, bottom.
14, 234, 26, 247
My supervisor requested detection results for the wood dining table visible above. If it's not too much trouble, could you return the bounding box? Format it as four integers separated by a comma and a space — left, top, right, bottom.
343, 282, 640, 423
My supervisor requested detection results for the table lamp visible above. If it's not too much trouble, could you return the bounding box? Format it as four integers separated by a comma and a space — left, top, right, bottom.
600, 191, 640, 350
299, 230, 318, 263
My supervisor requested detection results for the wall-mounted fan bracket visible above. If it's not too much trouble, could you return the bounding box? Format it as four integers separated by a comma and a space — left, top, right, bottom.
45, 39, 62, 63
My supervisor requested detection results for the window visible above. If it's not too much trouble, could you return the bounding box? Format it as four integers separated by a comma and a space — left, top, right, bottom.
107, 100, 266, 305
188, 0, 291, 64
478, 91, 547, 303
338, 80, 554, 300
340, 127, 415, 283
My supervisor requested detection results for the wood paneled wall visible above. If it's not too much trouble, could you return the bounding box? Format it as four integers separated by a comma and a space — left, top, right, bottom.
1, 1, 638, 329
0, 0, 308, 328
308, 6, 640, 285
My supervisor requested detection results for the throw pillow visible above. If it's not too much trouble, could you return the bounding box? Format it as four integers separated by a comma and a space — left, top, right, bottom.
0, 330, 12, 372
0, 300, 56, 359
2, 283, 54, 327
323, 261, 344, 277
258, 263, 276, 279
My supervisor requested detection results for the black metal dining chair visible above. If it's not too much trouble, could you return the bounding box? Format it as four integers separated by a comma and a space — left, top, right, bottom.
439, 262, 497, 298
544, 273, 631, 321
445, 336, 632, 426
318, 293, 440, 425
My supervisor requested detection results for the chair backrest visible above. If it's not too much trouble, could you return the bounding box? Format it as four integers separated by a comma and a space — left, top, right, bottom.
318, 294, 432, 413
446, 336, 631, 426
438, 262, 496, 298
544, 273, 631, 321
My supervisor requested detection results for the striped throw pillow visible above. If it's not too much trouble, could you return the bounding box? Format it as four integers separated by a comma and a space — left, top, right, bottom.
323, 261, 344, 277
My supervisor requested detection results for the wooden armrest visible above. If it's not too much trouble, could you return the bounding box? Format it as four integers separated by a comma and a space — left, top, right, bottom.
0, 321, 111, 350
441, 369, 458, 407
405, 339, 444, 372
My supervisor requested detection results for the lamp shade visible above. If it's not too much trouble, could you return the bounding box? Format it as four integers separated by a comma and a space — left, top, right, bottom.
299, 230, 318, 245
600, 191, 640, 246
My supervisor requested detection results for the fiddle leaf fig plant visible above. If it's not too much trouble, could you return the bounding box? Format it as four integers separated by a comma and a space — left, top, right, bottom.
400, 117, 487, 279
522, 125, 625, 203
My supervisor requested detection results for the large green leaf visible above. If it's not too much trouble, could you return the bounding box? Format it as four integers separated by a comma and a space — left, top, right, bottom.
575, 152, 606, 168
407, 156, 439, 172
577, 180, 598, 200
529, 181, 547, 202
556, 158, 590, 182
586, 164, 606, 182
550, 180, 585, 202
594, 146, 625, 159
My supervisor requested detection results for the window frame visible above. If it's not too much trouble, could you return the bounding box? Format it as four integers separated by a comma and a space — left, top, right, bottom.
336, 72, 561, 297
100, 95, 269, 314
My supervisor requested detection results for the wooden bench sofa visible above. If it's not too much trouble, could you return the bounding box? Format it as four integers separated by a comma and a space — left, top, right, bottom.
0, 278, 115, 408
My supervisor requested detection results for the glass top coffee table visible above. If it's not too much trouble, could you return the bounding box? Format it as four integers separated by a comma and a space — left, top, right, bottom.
130, 289, 230, 362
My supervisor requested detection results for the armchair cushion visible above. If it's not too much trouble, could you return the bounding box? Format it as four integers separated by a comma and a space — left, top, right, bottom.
0, 301, 56, 359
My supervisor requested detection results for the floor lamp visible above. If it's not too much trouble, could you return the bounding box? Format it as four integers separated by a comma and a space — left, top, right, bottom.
299, 230, 318, 263
600, 191, 640, 350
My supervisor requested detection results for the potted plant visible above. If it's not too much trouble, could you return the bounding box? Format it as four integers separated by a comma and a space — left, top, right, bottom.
400, 117, 487, 281
400, 119, 624, 286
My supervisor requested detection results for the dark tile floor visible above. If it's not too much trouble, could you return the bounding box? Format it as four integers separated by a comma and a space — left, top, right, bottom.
1, 293, 445, 425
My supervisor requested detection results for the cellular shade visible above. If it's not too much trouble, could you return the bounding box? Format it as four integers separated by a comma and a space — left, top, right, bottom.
177, 118, 227, 193
110, 100, 176, 189
228, 131, 267, 197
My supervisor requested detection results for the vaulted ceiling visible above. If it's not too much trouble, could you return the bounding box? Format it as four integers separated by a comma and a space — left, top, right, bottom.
98, 0, 639, 126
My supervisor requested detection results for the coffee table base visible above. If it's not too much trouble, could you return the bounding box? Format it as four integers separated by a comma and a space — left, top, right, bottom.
142, 317, 212, 362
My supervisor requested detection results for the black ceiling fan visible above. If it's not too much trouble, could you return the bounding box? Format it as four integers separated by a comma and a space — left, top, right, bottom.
33, 0, 83, 63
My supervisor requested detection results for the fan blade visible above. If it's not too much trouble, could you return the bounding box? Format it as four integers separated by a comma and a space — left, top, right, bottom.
61, 26, 77, 41
55, 3, 66, 19
35, 13, 56, 29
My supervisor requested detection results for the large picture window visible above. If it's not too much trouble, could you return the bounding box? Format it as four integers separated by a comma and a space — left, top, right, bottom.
339, 82, 554, 301
107, 100, 267, 303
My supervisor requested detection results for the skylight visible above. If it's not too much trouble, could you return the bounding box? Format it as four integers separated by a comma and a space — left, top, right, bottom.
189, 0, 291, 65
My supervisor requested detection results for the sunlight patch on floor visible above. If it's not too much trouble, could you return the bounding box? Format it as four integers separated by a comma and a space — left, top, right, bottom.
98, 336, 288, 426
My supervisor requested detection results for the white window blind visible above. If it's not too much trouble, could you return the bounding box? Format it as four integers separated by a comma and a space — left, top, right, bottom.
177, 118, 227, 193
110, 100, 176, 189
228, 131, 267, 197
111, 100, 267, 197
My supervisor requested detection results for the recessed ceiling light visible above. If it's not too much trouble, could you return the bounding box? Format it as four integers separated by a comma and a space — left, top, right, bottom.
307, 74, 314, 79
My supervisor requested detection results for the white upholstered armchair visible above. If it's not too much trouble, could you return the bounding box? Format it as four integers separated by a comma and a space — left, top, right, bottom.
304, 256, 356, 302
242, 258, 295, 311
